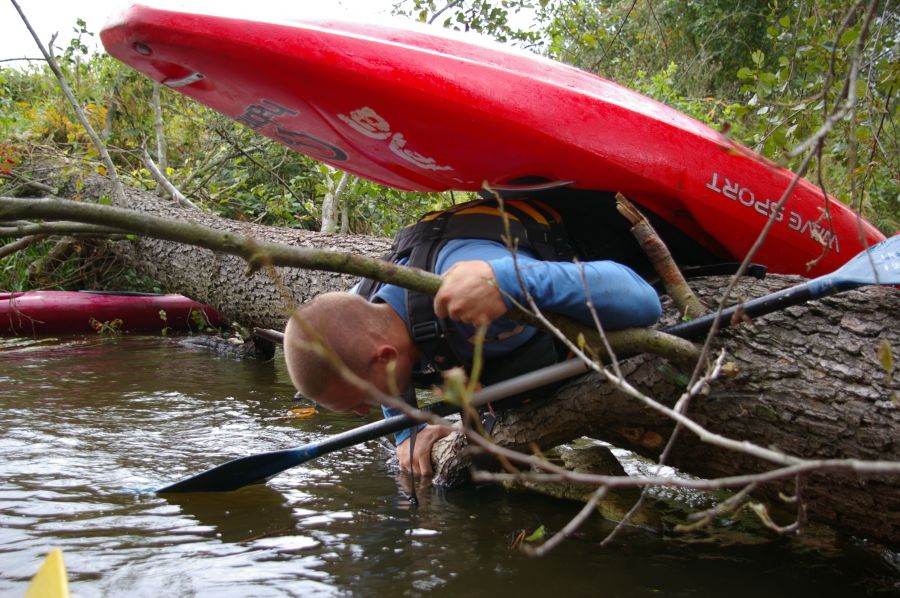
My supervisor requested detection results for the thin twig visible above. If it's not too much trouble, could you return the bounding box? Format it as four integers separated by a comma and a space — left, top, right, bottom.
0, 56, 43, 63
0, 234, 45, 259
10, 0, 125, 203
140, 147, 198, 210
675, 482, 758, 532
524, 486, 609, 557
469, 446, 900, 490
428, 0, 463, 25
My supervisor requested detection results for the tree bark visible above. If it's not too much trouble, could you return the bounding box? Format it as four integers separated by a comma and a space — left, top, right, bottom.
65, 173, 390, 329
433, 278, 900, 546
45, 174, 900, 546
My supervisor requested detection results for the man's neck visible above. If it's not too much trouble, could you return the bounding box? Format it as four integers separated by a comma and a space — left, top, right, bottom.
375, 302, 420, 365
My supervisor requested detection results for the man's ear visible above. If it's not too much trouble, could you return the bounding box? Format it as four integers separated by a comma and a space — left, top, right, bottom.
373, 344, 399, 364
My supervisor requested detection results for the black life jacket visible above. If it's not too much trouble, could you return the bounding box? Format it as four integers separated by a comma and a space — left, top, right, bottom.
357, 198, 576, 388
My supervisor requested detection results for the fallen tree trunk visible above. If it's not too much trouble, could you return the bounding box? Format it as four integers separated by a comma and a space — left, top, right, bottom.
71, 171, 391, 328
26, 172, 900, 546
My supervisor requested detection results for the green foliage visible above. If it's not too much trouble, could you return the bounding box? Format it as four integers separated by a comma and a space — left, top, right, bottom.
524, 524, 546, 542
395, 0, 546, 46
726, 1, 898, 232
89, 317, 123, 335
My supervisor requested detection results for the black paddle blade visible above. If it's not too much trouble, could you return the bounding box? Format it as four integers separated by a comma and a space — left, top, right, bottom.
157, 410, 431, 493
158, 446, 318, 492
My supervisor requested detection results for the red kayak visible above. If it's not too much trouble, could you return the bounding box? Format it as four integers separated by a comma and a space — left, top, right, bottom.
0, 291, 220, 336
100, 4, 885, 276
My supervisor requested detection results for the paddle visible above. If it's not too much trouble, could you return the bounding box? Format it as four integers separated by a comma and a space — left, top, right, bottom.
666, 234, 899, 339
159, 357, 590, 492
158, 235, 898, 493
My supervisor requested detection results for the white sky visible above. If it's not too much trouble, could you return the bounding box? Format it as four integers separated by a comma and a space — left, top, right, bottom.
0, 1, 396, 63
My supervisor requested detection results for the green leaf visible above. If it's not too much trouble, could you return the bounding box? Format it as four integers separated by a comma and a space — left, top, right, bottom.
658, 364, 690, 387
751, 50, 765, 67
97, 195, 112, 206
525, 525, 546, 543
736, 67, 754, 80
779, 16, 790, 28
576, 332, 586, 350
878, 340, 894, 385
840, 28, 860, 47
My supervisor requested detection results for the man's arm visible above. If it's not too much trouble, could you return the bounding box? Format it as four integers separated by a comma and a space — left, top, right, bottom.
489, 255, 662, 328
434, 240, 662, 329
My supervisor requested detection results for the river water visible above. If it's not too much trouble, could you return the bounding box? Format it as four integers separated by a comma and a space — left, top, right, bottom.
1, 336, 898, 597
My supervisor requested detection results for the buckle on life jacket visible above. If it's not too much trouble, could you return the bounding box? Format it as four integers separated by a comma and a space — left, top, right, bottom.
411, 320, 442, 343
524, 226, 551, 245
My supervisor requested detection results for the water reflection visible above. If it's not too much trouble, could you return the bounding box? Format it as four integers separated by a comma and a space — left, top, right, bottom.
0, 336, 897, 597
167, 485, 301, 544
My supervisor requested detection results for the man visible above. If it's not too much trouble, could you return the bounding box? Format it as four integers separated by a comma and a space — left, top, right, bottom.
284, 199, 662, 475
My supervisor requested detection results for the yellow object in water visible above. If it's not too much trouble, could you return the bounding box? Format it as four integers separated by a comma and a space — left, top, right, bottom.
25, 548, 69, 598
289, 407, 318, 419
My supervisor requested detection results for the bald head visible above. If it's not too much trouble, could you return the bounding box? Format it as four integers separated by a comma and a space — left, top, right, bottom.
283, 292, 415, 412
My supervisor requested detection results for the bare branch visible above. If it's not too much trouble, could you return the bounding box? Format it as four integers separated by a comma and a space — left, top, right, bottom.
616, 192, 704, 319
0, 220, 129, 238
1, 170, 58, 196
0, 234, 45, 259
140, 147, 199, 210
151, 82, 169, 192
524, 486, 609, 557
9, 0, 126, 204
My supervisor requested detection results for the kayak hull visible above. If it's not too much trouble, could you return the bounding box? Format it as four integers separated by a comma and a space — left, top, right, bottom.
100, 4, 886, 276
0, 291, 220, 336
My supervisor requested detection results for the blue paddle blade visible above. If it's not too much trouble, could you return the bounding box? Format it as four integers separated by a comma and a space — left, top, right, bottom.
831, 235, 900, 286
804, 235, 899, 300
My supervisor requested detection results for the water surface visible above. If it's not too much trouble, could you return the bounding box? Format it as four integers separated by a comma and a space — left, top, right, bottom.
1, 336, 897, 596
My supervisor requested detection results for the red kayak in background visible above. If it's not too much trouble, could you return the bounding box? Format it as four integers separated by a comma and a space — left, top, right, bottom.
100, 3, 886, 277
0, 291, 220, 336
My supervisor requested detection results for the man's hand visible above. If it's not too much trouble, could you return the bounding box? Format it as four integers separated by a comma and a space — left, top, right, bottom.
396, 424, 452, 476
434, 260, 507, 326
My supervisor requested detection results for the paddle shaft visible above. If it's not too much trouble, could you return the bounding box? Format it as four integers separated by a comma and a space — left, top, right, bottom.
664, 275, 852, 339
298, 358, 588, 455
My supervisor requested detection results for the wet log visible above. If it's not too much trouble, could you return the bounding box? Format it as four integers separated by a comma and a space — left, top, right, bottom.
37, 173, 900, 547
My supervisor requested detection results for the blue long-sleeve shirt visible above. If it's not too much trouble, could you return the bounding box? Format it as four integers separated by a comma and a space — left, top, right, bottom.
369, 239, 661, 444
